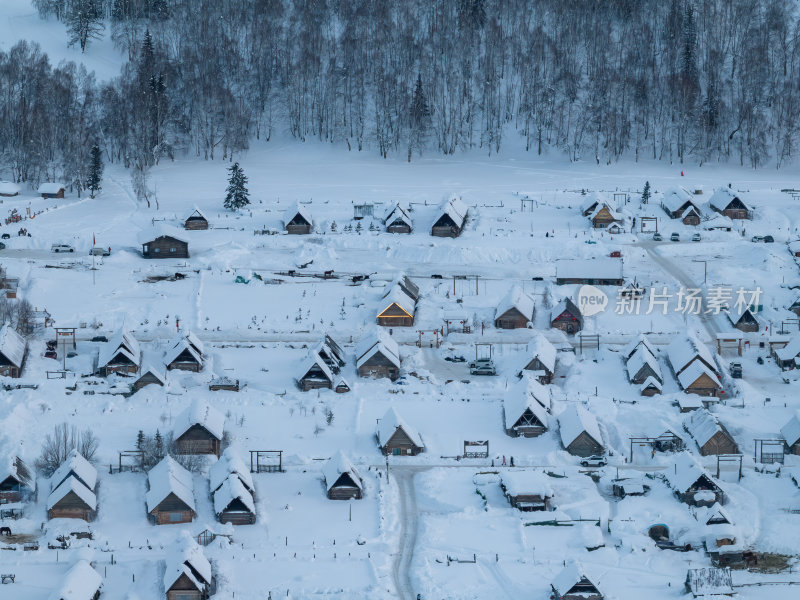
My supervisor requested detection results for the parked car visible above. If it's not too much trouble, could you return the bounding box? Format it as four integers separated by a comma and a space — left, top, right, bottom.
691, 233, 701, 242
763, 235, 774, 243
729, 362, 743, 379
89, 247, 111, 256
652, 232, 663, 241
51, 244, 74, 253
90, 335, 108, 343
44, 349, 57, 360
430, 274, 443, 279
580, 455, 608, 468
751, 235, 764, 242
0, 233, 9, 239
670, 232, 680, 241
469, 358, 497, 376
444, 355, 466, 363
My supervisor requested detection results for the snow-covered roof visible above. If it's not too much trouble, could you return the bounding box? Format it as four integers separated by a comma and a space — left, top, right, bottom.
501, 470, 553, 497
136, 362, 167, 385
662, 453, 719, 494
551, 562, 598, 596
299, 350, 335, 383
780, 411, 800, 447
47, 475, 97, 511
525, 333, 556, 373
283, 201, 313, 226
686, 567, 733, 596
677, 395, 703, 410
146, 456, 195, 513
164, 335, 204, 367
703, 214, 734, 230
173, 400, 224, 440
97, 329, 141, 369
47, 559, 102, 600
558, 405, 603, 449
496, 285, 535, 321
726, 302, 756, 325
380, 285, 416, 317
661, 186, 700, 213
377, 407, 423, 448
775, 336, 800, 362
435, 196, 467, 228
639, 376, 662, 392
0, 181, 21, 195
550, 298, 582, 323
0, 324, 26, 368
555, 258, 622, 280
209, 447, 254, 494
213, 473, 255, 514
666, 333, 718, 376
50, 450, 97, 492
355, 330, 401, 369
164, 536, 212, 592
684, 409, 727, 447
588, 202, 621, 222
708, 187, 751, 213
622, 334, 656, 359
698, 502, 732, 526
676, 360, 720, 391
504, 379, 549, 431
626, 346, 662, 382
136, 224, 188, 245
384, 203, 412, 227
38, 182, 65, 194
322, 450, 362, 492
580, 192, 604, 215
186, 206, 208, 220
0, 456, 34, 489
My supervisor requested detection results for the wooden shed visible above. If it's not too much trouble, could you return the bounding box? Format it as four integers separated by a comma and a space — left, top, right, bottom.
213, 474, 256, 524
297, 351, 335, 391
323, 451, 363, 500
146, 457, 196, 525
377, 407, 424, 456
685, 567, 734, 597
141, 234, 189, 259
501, 471, 554, 511
518, 333, 556, 383
780, 411, 800, 455
661, 187, 703, 225
173, 401, 224, 456
377, 285, 416, 327
558, 405, 604, 457
431, 196, 467, 238
165, 332, 204, 372
503, 376, 550, 438
132, 363, 166, 391
551, 562, 604, 600
550, 298, 583, 335
97, 329, 140, 377
164, 537, 214, 600
555, 259, 624, 286
726, 305, 758, 332
494, 285, 535, 329
208, 376, 239, 392
662, 453, 724, 506
0, 181, 21, 197
283, 202, 313, 234
708, 188, 752, 220
0, 456, 35, 503
38, 182, 65, 199
626, 345, 662, 385
47, 475, 97, 521
356, 332, 401, 381
0, 324, 26, 378
184, 208, 209, 230
685, 410, 739, 456
588, 202, 622, 229
384, 204, 413, 234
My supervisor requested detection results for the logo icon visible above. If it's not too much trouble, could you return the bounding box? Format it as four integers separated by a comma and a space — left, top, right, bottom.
576, 285, 608, 316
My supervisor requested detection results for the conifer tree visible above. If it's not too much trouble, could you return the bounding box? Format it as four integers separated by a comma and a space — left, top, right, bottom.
224, 162, 250, 210
641, 181, 651, 204
86, 145, 103, 198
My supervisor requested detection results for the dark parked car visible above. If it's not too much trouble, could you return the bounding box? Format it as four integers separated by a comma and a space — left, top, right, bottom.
1, 233, 9, 239
763, 235, 774, 243
91, 335, 109, 343
729, 362, 742, 379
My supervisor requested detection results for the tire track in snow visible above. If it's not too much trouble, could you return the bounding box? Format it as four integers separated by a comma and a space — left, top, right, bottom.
391, 466, 428, 600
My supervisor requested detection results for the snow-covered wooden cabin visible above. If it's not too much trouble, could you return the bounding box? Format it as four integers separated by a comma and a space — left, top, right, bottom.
0, 181, 21, 197
662, 453, 724, 506
384, 203, 413, 234
323, 451, 363, 500
726, 304, 759, 332
213, 474, 256, 524
661, 186, 703, 225
555, 259, 624, 286
551, 562, 604, 600
501, 471, 554, 511
550, 298, 583, 335
172, 401, 225, 456
708, 187, 752, 220
494, 285, 534, 329
667, 334, 721, 397
772, 336, 800, 369
51, 560, 102, 600
356, 331, 401, 381
139, 227, 189, 259
503, 376, 550, 438
377, 284, 416, 327
165, 332, 205, 372
0, 456, 35, 503
517, 333, 556, 383
132, 362, 167, 391
781, 411, 800, 455
431, 196, 467, 238
677, 361, 722, 398
146, 456, 196, 525
313, 334, 346, 372
47, 451, 97, 521
0, 324, 26, 378
579, 192, 604, 216
96, 329, 141, 377
38, 182, 65, 198
626, 344, 662, 386
558, 405, 604, 457
588, 202, 622, 229
283, 202, 313, 234
377, 407, 424, 456
684, 409, 739, 456
298, 350, 335, 391
209, 448, 255, 497
184, 207, 209, 230
622, 334, 656, 360
164, 536, 214, 600
685, 567, 734, 598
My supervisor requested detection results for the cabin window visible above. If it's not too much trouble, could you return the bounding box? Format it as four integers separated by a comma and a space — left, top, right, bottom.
170, 247, 176, 252
392, 448, 401, 456
154, 247, 160, 253
175, 594, 197, 600
169, 512, 184, 522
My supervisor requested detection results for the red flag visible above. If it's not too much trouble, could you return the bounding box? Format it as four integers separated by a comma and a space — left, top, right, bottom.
93, 233, 95, 246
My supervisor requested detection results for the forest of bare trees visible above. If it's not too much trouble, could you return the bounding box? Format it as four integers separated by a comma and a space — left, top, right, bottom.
1, 0, 799, 191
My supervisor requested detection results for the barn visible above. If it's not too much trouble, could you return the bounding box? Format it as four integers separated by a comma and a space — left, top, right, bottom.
0, 456, 35, 503
213, 474, 256, 524
184, 208, 209, 230
661, 186, 703, 225
96, 329, 140, 376
558, 405, 604, 457
494, 285, 535, 329
323, 451, 363, 500
50, 560, 102, 600
377, 285, 416, 327
662, 453, 725, 506
140, 231, 189, 259
283, 202, 313, 234
708, 188, 752, 220
132, 363, 166, 391
780, 411, 800, 455
551, 562, 604, 600
517, 333, 556, 383
0, 324, 26, 378
146, 457, 196, 525
164, 537, 214, 600
377, 407, 424, 456
165, 332, 205, 372
726, 304, 758, 332
384, 203, 413, 234
503, 376, 550, 438
356, 331, 401, 380
38, 182, 65, 198
550, 298, 583, 334
684, 410, 739, 456
298, 351, 335, 391
501, 471, 554, 511
173, 401, 225, 456
431, 196, 467, 238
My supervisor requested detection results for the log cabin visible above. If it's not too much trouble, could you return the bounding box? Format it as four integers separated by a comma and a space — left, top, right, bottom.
209, 449, 255, 497
38, 182, 65, 198
501, 471, 554, 511
661, 186, 703, 225
184, 208, 209, 230
173, 401, 224, 456
51, 560, 102, 600
141, 234, 189, 259
377, 407, 424, 456
146, 457, 196, 525
708, 188, 752, 220
384, 203, 413, 233
0, 456, 35, 503
558, 405, 604, 457
377, 285, 416, 327
47, 475, 97, 521
503, 376, 550, 438
677, 361, 722, 397
555, 259, 624, 286
0, 181, 21, 197
626, 345, 662, 385
550, 298, 583, 335
132, 363, 166, 391
356, 332, 401, 381
684, 410, 739, 456
213, 474, 256, 524
685, 567, 734, 598
323, 451, 363, 500
283, 202, 313, 234
726, 305, 759, 332
297, 350, 335, 391
164, 333, 204, 372
517, 333, 556, 383
96, 329, 140, 377
164, 537, 213, 600
780, 411, 800, 455
494, 285, 535, 329
431, 196, 467, 237
551, 562, 604, 600
0, 324, 26, 378
588, 202, 622, 229
662, 453, 725, 506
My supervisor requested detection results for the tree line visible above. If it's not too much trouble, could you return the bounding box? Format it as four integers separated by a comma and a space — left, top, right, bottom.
2, 0, 798, 194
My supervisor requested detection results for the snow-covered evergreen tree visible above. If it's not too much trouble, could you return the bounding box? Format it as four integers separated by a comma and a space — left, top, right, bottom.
86, 145, 104, 198
224, 162, 250, 210
641, 181, 651, 204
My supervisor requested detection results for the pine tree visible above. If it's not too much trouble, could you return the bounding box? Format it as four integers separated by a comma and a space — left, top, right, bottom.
86, 145, 103, 198
641, 181, 651, 204
408, 74, 431, 161
224, 162, 250, 210
136, 430, 145, 450
355, 221, 363, 234
66, 0, 105, 53
154, 430, 163, 458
